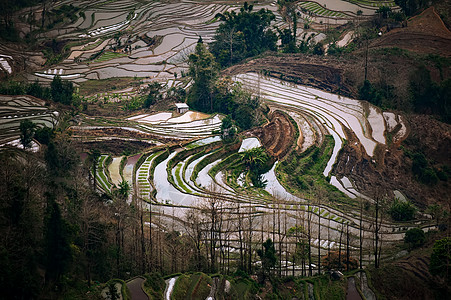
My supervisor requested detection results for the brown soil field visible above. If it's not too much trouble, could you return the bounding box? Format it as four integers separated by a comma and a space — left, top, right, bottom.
72, 127, 180, 144
333, 114, 451, 208
244, 110, 296, 159
79, 139, 155, 156
223, 54, 357, 97
370, 7, 451, 56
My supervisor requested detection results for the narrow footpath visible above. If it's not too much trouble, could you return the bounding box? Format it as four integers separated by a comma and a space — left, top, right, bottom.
346, 277, 362, 300
126, 277, 149, 300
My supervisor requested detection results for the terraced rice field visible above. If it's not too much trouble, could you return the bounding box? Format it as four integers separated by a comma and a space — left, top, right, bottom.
27, 0, 232, 84
129, 112, 223, 139
21, 0, 285, 91
96, 154, 113, 192
136, 151, 161, 199
2, 0, 423, 272
0, 95, 58, 150
87, 70, 432, 270
108, 156, 124, 186
345, 0, 397, 8
299, 0, 397, 17
299, 2, 350, 18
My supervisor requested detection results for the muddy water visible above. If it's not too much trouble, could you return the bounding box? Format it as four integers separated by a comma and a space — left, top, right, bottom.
263, 162, 298, 202
131, 112, 172, 123
312, 0, 377, 15
323, 127, 342, 177
164, 277, 178, 300
196, 159, 222, 189
337, 31, 354, 47
108, 156, 123, 186
366, 105, 386, 144
124, 154, 140, 186
126, 277, 149, 300
166, 111, 210, 123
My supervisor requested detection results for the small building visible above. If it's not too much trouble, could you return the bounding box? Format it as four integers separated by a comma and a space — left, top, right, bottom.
175, 103, 189, 114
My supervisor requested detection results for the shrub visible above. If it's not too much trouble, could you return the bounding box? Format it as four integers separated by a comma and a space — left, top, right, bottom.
321, 251, 358, 271
404, 228, 425, 250
411, 152, 439, 185
429, 237, 451, 281
35, 126, 54, 145
389, 199, 416, 221
359, 80, 382, 106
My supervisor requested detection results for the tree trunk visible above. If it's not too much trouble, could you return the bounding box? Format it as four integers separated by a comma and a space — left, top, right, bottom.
317, 203, 321, 275
307, 200, 312, 276
338, 220, 344, 271
359, 200, 363, 269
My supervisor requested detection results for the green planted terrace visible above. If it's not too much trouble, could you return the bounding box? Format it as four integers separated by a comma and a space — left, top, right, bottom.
299, 2, 350, 18
96, 154, 113, 192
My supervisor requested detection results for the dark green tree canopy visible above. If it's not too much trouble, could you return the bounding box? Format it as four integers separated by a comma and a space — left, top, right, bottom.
257, 238, 277, 281
210, 2, 277, 67
429, 237, 451, 282
404, 228, 426, 250
19, 119, 36, 149
395, 0, 429, 16
51, 75, 74, 105
389, 199, 417, 221
187, 41, 219, 112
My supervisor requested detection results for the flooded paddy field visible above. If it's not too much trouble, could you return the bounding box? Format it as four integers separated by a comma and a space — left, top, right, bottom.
0, 95, 58, 149
78, 69, 422, 270
1, 0, 421, 273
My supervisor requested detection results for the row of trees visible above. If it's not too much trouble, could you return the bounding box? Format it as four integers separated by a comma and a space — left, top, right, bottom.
0, 75, 75, 105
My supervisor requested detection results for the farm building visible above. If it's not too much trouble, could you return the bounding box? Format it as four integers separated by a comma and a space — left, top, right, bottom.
175, 103, 189, 114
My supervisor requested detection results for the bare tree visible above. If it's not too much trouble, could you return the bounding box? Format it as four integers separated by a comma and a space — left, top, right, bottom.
184, 206, 206, 271
373, 191, 385, 269
307, 194, 313, 276
359, 197, 365, 269
245, 204, 256, 274
338, 219, 344, 271
237, 202, 244, 271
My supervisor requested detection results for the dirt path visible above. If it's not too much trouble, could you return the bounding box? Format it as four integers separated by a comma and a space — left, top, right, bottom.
346, 277, 362, 300
126, 277, 149, 300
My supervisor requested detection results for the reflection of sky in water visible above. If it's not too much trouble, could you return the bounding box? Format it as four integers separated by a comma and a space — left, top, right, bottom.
187, 136, 221, 148
154, 152, 197, 206
235, 73, 381, 156
262, 162, 299, 202
196, 159, 222, 190
238, 137, 261, 152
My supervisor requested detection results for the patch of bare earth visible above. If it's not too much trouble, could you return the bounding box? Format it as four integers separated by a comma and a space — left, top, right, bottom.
78, 139, 155, 156
71, 127, 179, 144
370, 7, 451, 57
334, 114, 450, 208
244, 110, 296, 159
222, 53, 357, 97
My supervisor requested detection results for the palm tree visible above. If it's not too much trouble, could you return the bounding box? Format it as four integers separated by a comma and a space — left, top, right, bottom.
240, 147, 268, 170
117, 180, 130, 200
240, 147, 269, 187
